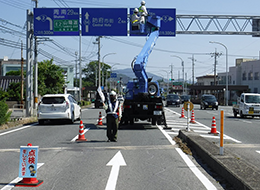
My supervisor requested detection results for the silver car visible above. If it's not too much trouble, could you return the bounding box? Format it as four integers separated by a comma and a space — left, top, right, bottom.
37, 94, 81, 124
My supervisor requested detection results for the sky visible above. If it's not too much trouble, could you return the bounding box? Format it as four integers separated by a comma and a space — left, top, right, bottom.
1, 0, 260, 83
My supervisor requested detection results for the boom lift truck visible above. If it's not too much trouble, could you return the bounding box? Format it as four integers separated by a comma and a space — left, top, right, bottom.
120, 15, 167, 127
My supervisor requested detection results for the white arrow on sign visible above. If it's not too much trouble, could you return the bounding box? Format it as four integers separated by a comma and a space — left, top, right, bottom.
36, 15, 53, 30
85, 12, 89, 20
105, 151, 126, 190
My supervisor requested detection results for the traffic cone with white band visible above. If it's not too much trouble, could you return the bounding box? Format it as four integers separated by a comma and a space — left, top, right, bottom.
97, 111, 103, 125
179, 107, 185, 118
190, 110, 196, 124
209, 116, 219, 134
76, 120, 87, 141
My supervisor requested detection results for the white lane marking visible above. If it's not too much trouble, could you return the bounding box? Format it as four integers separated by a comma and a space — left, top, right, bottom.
71, 128, 89, 142
157, 125, 176, 145
175, 148, 217, 190
0, 123, 38, 137
256, 151, 260, 154
1, 163, 44, 190
241, 120, 252, 124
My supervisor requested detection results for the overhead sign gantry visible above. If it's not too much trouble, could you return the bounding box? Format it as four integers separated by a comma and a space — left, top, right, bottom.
33, 8, 176, 37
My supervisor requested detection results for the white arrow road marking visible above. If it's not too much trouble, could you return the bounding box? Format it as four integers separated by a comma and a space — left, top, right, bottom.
1, 163, 44, 190
105, 151, 126, 190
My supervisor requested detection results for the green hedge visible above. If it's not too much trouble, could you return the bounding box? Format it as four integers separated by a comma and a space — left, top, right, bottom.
0, 100, 12, 125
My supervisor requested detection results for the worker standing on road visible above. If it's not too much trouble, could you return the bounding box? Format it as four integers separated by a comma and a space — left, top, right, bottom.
103, 91, 121, 142
131, 8, 140, 26
138, 1, 148, 16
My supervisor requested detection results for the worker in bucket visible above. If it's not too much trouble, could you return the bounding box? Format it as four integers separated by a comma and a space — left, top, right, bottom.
103, 91, 121, 142
131, 8, 140, 26
138, 1, 148, 16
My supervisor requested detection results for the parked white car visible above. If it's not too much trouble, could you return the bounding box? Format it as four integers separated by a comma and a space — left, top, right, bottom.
37, 94, 81, 124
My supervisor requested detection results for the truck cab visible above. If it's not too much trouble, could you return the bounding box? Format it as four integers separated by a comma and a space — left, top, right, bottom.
233, 93, 260, 118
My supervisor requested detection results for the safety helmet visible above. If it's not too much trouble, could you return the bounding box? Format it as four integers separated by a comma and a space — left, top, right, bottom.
141, 1, 145, 5
110, 91, 116, 96
134, 8, 138, 13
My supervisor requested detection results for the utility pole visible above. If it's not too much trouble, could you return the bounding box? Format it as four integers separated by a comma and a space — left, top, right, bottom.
170, 64, 173, 80
21, 41, 24, 108
75, 51, 78, 87
32, 0, 38, 115
210, 49, 222, 85
93, 36, 102, 88
26, 9, 34, 117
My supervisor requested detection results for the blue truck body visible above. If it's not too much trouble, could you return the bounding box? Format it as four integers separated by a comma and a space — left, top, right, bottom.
121, 15, 167, 127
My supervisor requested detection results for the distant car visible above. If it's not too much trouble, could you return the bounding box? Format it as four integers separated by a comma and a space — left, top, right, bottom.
37, 94, 81, 124
166, 94, 181, 107
200, 94, 218, 110
180, 95, 190, 104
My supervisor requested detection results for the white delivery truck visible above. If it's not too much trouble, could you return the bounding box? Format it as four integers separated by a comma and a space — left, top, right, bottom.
233, 93, 260, 118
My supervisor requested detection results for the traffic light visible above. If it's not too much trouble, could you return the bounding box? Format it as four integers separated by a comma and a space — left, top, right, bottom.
169, 78, 174, 81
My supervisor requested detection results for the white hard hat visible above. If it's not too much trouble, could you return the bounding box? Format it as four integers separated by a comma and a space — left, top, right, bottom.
134, 8, 138, 13
110, 91, 116, 96
141, 1, 145, 5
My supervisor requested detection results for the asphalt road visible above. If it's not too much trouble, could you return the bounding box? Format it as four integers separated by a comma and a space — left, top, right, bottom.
0, 105, 232, 190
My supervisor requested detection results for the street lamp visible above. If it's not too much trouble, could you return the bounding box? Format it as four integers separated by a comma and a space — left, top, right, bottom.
102, 53, 116, 88
209, 41, 228, 106
171, 55, 184, 94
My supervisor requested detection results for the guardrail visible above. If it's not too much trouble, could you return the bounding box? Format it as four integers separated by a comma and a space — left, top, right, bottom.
10, 104, 25, 120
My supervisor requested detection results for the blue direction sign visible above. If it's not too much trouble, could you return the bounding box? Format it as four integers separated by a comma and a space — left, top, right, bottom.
34, 8, 80, 36
82, 8, 127, 36
129, 8, 176, 36
110, 73, 117, 78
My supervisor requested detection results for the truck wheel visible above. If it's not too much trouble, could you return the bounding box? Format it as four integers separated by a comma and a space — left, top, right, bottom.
130, 118, 134, 125
148, 82, 158, 96
152, 118, 156, 125
240, 111, 244, 118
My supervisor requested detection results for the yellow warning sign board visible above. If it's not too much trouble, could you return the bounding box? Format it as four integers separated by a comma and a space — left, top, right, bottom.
184, 101, 193, 111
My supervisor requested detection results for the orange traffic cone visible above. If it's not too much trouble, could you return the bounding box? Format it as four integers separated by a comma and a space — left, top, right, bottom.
190, 110, 196, 124
76, 120, 87, 141
16, 143, 43, 187
209, 116, 219, 134
179, 107, 185, 118
97, 111, 103, 125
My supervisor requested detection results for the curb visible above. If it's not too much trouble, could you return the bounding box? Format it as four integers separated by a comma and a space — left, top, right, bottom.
178, 130, 260, 190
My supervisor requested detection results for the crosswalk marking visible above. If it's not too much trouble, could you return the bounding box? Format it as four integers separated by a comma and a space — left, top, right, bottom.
164, 108, 241, 143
